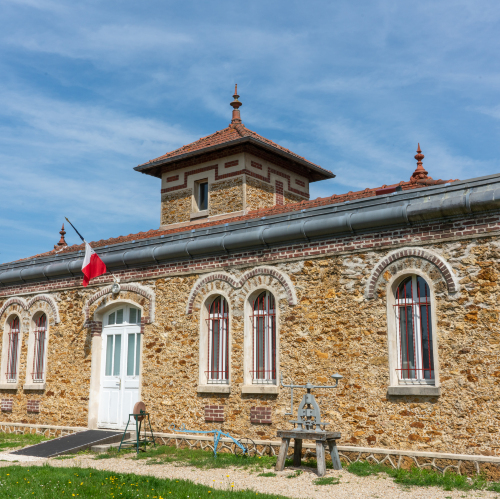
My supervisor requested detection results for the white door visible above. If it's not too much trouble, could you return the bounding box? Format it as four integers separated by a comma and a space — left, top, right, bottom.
98, 306, 142, 429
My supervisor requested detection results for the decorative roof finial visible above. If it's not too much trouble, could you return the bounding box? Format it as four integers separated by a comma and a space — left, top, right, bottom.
230, 84, 242, 125
410, 143, 429, 183
54, 223, 68, 251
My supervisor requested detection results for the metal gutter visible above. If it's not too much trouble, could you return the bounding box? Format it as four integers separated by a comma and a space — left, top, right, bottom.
1, 173, 500, 287
133, 136, 335, 181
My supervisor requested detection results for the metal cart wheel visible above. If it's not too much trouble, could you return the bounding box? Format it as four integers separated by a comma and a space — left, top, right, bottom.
234, 438, 257, 456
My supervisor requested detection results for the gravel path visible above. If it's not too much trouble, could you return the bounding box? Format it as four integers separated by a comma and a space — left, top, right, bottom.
0, 451, 498, 498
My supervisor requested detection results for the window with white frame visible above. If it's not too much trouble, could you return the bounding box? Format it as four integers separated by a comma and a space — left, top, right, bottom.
6, 316, 20, 382
206, 296, 229, 384
32, 314, 47, 382
395, 276, 435, 384
251, 291, 276, 384
106, 306, 141, 326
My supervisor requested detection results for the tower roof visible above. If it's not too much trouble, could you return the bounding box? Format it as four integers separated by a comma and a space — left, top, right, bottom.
135, 87, 335, 182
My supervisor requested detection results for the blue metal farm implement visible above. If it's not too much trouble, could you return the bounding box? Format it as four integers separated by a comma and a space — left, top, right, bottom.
169, 424, 256, 458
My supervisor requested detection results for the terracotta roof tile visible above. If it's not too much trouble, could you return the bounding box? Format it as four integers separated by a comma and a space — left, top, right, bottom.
137, 123, 332, 176
12, 173, 457, 264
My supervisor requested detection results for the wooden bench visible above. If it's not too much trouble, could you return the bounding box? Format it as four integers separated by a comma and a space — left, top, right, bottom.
275, 430, 342, 477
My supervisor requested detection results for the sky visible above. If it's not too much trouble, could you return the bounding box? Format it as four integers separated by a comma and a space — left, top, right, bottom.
1, 0, 500, 263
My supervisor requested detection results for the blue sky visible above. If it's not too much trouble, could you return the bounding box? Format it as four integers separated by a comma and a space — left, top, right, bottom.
1, 1, 500, 263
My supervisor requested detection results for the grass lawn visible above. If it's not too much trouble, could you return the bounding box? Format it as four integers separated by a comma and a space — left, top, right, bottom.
0, 432, 50, 451
0, 465, 291, 499
347, 460, 500, 493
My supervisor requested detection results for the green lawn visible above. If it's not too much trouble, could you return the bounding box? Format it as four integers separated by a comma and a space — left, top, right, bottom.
347, 460, 500, 493
0, 465, 292, 499
0, 432, 50, 451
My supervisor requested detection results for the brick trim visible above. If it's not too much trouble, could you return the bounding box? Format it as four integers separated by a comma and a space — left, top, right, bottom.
27, 399, 40, 413
276, 180, 284, 206
84, 283, 155, 323
225, 160, 239, 168
1, 214, 498, 298
161, 164, 309, 199
166, 175, 179, 183
365, 247, 459, 299
0, 294, 60, 324
205, 405, 224, 422
186, 266, 297, 314
250, 406, 272, 424
1, 399, 13, 413
87, 320, 103, 337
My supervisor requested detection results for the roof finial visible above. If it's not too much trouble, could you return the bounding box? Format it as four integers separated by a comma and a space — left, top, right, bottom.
410, 143, 428, 183
230, 84, 242, 125
54, 223, 68, 251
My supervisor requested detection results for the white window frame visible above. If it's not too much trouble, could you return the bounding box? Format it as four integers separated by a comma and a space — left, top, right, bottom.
104, 304, 142, 327
24, 312, 49, 389
206, 296, 229, 384
394, 275, 436, 386
0, 315, 22, 387
251, 291, 277, 385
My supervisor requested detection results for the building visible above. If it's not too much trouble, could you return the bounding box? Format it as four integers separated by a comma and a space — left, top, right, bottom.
0, 88, 499, 476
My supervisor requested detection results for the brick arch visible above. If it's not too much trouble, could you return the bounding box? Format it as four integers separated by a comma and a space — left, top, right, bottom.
84, 283, 155, 323
0, 295, 60, 324
365, 247, 459, 299
186, 266, 297, 314
0, 297, 28, 321
26, 294, 60, 323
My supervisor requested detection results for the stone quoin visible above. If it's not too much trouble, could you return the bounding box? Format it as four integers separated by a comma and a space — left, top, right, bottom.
0, 88, 499, 477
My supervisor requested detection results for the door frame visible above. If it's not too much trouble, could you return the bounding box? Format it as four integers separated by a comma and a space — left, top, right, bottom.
88, 300, 145, 430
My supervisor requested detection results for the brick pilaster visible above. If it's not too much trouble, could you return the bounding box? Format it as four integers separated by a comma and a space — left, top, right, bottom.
276, 180, 284, 206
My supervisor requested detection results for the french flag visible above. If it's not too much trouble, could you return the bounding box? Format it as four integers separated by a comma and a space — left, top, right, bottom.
82, 241, 107, 287
65, 218, 107, 287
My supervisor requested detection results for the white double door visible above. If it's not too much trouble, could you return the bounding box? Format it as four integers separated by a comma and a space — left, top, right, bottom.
98, 325, 141, 429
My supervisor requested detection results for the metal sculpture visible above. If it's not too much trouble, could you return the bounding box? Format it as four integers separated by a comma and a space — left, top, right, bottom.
169, 423, 254, 458
280, 373, 343, 432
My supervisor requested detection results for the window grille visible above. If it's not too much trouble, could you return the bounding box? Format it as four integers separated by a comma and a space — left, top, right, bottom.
251, 291, 276, 384
32, 314, 47, 382
395, 276, 434, 383
206, 296, 229, 384
6, 317, 20, 382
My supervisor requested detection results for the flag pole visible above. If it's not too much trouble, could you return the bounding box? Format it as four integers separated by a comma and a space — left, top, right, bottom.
64, 217, 120, 284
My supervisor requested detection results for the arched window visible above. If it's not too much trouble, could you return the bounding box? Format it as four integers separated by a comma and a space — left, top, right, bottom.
32, 314, 47, 382
206, 296, 229, 384
251, 291, 276, 384
6, 317, 20, 382
395, 276, 434, 382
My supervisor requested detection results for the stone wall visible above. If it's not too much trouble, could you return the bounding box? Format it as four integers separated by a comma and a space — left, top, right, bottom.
284, 191, 306, 204
245, 177, 275, 211
0, 218, 499, 459
161, 188, 192, 225
209, 178, 244, 217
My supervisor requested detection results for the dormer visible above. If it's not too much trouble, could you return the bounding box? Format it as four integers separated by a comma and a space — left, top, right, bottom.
134, 86, 335, 228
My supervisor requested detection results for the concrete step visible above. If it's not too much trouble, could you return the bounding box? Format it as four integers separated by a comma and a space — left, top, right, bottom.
91, 439, 135, 454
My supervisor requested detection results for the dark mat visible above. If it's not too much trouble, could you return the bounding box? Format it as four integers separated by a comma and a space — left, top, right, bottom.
11, 430, 123, 458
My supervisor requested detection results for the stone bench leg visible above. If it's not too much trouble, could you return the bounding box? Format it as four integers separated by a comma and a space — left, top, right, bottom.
293, 438, 302, 467
316, 440, 326, 477
327, 439, 342, 470
275, 438, 290, 471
